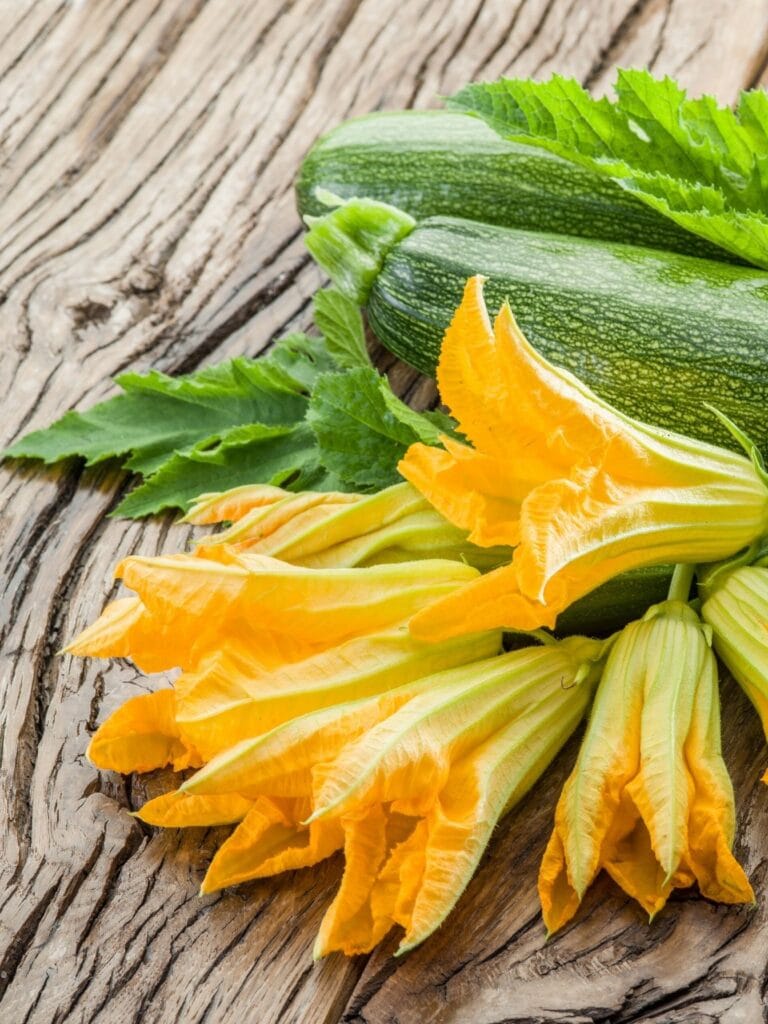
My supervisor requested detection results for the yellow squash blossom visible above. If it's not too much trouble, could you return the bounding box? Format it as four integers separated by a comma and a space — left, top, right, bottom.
173, 625, 499, 762
399, 276, 768, 638
87, 689, 203, 774
87, 625, 501, 770
186, 480, 507, 570
181, 636, 605, 954
699, 554, 768, 754
539, 597, 754, 934
77, 527, 504, 899
66, 551, 482, 674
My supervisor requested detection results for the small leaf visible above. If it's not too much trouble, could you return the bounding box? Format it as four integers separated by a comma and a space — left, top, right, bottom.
5, 333, 343, 513
4, 344, 329, 475
313, 288, 370, 369
114, 422, 337, 518
307, 368, 447, 490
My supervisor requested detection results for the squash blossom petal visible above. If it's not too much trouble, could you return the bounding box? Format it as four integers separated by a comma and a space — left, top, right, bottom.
187, 481, 508, 571
184, 635, 605, 954
87, 689, 203, 774
66, 552, 481, 674
539, 599, 754, 934
174, 625, 500, 762
399, 276, 768, 638
83, 582, 498, 776
699, 557, 768, 758
137, 791, 345, 887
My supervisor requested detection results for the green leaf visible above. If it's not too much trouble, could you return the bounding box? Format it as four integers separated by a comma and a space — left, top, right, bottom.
313, 288, 370, 369
450, 69, 768, 268
261, 331, 340, 390
5, 336, 336, 477
307, 367, 450, 490
378, 385, 456, 445
114, 422, 338, 518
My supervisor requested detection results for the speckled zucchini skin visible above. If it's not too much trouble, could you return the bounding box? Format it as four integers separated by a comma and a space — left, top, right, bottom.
367, 216, 768, 453
555, 566, 671, 638
297, 110, 733, 261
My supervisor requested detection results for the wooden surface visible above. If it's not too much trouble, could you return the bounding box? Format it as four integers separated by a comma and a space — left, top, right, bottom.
3, 2, 768, 1021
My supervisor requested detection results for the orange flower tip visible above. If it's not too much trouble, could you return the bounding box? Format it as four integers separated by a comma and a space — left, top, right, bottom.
199, 872, 220, 896
85, 739, 103, 769
541, 914, 569, 940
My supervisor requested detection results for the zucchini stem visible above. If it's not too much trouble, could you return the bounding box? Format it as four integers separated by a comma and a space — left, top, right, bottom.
304, 194, 415, 305
667, 563, 696, 603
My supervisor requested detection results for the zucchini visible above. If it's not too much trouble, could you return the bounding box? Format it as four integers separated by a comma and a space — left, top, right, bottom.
297, 110, 734, 261
555, 566, 670, 638
305, 199, 768, 455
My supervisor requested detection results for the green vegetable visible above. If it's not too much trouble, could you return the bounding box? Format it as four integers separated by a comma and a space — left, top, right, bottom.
312, 286, 370, 369
450, 70, 768, 269
307, 366, 451, 491
5, 290, 440, 516
6, 334, 325, 477
306, 197, 768, 455
555, 567, 671, 638
115, 422, 335, 518
297, 109, 733, 260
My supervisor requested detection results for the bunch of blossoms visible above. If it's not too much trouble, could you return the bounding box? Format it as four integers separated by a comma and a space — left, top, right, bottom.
70, 276, 768, 952
71, 479, 605, 953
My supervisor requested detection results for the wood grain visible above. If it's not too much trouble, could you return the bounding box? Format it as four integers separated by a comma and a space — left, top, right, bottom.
2, 1, 768, 1022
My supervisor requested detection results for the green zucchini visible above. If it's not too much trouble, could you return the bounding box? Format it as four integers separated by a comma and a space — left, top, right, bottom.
297, 110, 734, 261
555, 566, 671, 638
305, 198, 768, 455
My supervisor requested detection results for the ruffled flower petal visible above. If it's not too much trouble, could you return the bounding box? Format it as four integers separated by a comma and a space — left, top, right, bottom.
136, 790, 255, 827
313, 637, 602, 955
87, 690, 202, 774
700, 563, 768, 743
683, 656, 755, 904
182, 687, 424, 801
66, 553, 481, 674
174, 627, 501, 762
184, 483, 326, 524
194, 484, 420, 556
314, 807, 422, 956
201, 797, 344, 893
310, 641, 597, 821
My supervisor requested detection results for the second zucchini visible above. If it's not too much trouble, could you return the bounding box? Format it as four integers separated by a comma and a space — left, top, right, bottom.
306, 198, 768, 455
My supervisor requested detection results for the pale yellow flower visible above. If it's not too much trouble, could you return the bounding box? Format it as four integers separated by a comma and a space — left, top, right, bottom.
539, 599, 753, 933
700, 555, 768, 761
186, 480, 507, 570
183, 636, 604, 953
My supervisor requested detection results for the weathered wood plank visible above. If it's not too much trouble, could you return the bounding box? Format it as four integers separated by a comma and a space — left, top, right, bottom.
1, 2, 768, 1022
